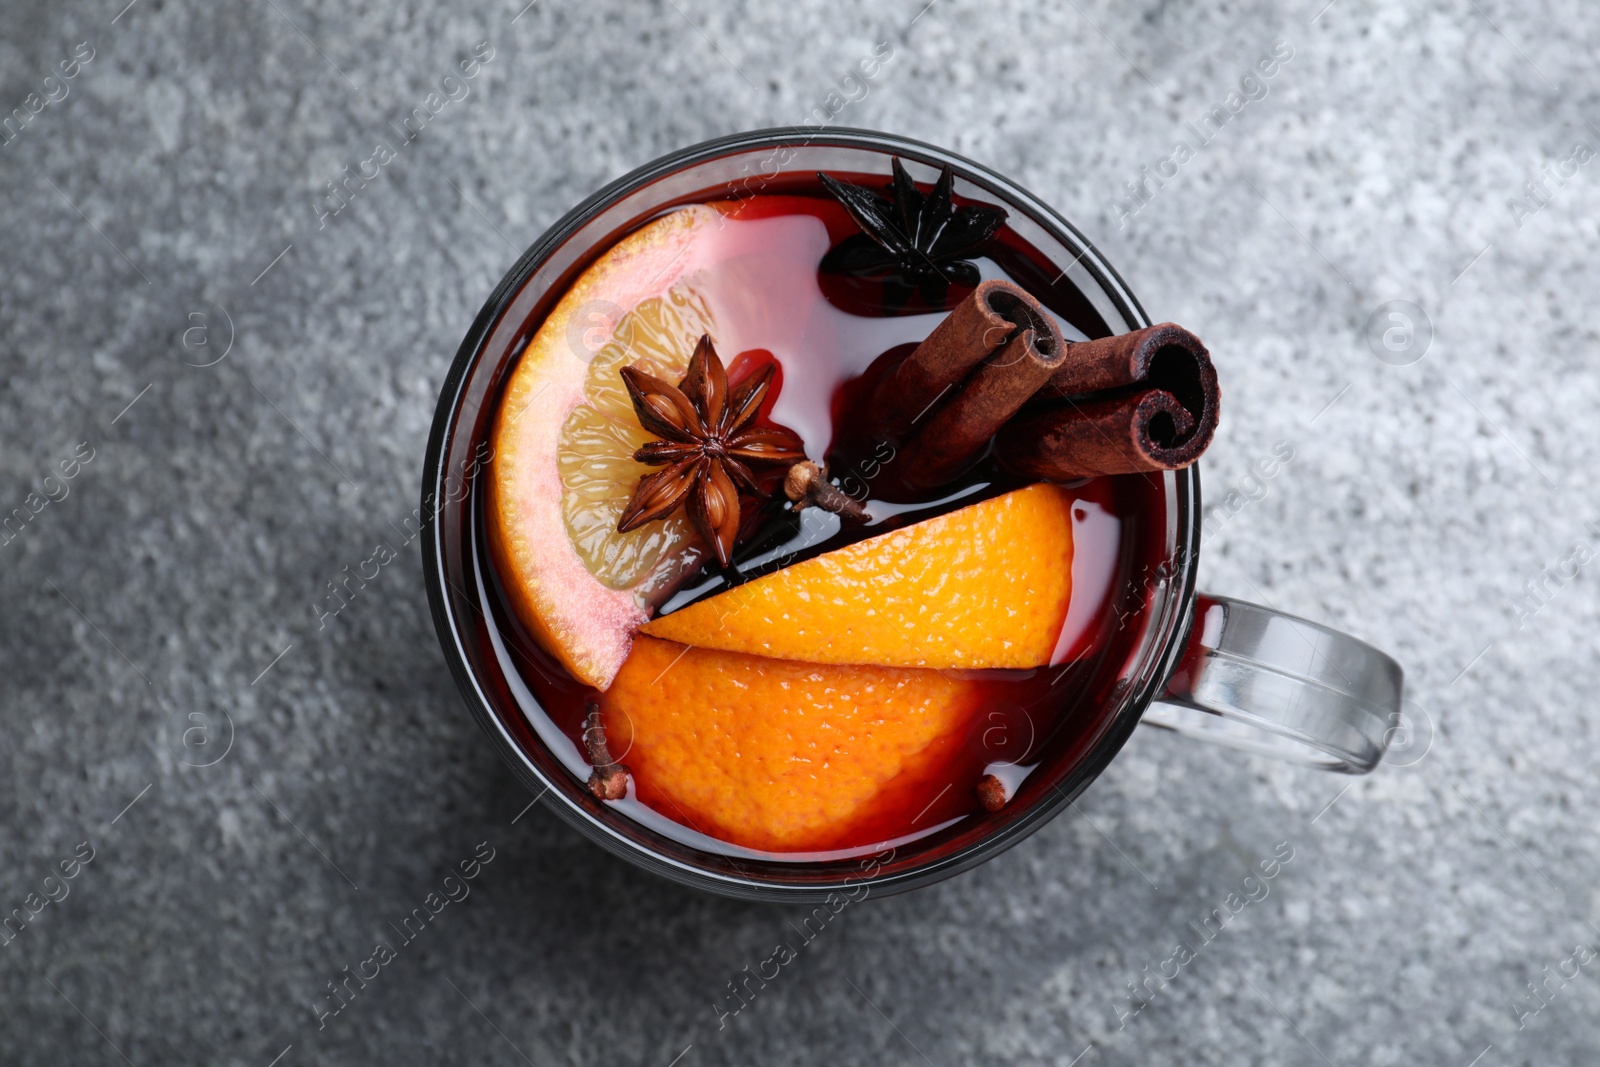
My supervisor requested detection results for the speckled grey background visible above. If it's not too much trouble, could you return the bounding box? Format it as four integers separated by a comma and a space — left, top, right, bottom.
2, 0, 1596, 1064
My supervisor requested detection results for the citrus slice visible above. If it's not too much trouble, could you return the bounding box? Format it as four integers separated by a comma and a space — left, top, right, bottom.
604, 636, 987, 852
489, 205, 733, 690
640, 482, 1076, 669
490, 200, 842, 690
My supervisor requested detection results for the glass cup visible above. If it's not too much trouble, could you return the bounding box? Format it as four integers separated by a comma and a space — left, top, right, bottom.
422, 128, 1404, 902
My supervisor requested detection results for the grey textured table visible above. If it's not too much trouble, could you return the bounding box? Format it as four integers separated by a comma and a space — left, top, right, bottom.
3, 1, 1596, 1064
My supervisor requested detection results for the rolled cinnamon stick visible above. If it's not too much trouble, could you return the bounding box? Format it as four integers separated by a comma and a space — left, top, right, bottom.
996, 323, 1219, 479
887, 280, 1066, 489
871, 279, 1066, 443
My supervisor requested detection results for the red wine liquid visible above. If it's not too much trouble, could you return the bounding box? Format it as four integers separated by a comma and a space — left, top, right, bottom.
470, 179, 1172, 861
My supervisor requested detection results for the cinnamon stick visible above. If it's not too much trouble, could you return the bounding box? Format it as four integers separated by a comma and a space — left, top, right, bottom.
995, 323, 1219, 479
882, 280, 1066, 489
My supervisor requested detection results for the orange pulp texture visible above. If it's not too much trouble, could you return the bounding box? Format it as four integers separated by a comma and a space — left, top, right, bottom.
603, 636, 990, 852
607, 484, 1078, 852
641, 482, 1076, 669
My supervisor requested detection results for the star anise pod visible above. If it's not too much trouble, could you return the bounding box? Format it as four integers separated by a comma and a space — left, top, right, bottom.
617, 336, 806, 568
818, 158, 1008, 306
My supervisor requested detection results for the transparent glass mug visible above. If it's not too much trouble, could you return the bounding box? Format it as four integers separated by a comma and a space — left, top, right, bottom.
422, 129, 1404, 902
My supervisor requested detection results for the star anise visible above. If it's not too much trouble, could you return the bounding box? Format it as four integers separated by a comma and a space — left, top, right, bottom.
818, 158, 1008, 306
617, 336, 806, 569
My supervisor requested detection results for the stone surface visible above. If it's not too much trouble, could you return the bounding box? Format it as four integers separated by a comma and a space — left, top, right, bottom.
2, 1, 1597, 1064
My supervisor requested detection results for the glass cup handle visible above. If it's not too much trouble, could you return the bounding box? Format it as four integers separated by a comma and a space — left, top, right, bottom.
1144, 594, 1404, 774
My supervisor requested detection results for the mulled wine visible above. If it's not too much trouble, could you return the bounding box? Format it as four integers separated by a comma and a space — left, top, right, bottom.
468, 164, 1198, 862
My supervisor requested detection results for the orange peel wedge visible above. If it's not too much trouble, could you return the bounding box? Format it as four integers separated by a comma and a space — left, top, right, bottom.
641, 482, 1075, 669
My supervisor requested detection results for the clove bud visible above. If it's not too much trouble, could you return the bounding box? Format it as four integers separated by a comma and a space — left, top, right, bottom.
583, 702, 629, 800
976, 774, 1008, 812
784, 461, 870, 522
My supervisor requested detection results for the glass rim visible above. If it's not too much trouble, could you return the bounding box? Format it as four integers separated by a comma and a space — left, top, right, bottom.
421, 126, 1201, 902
